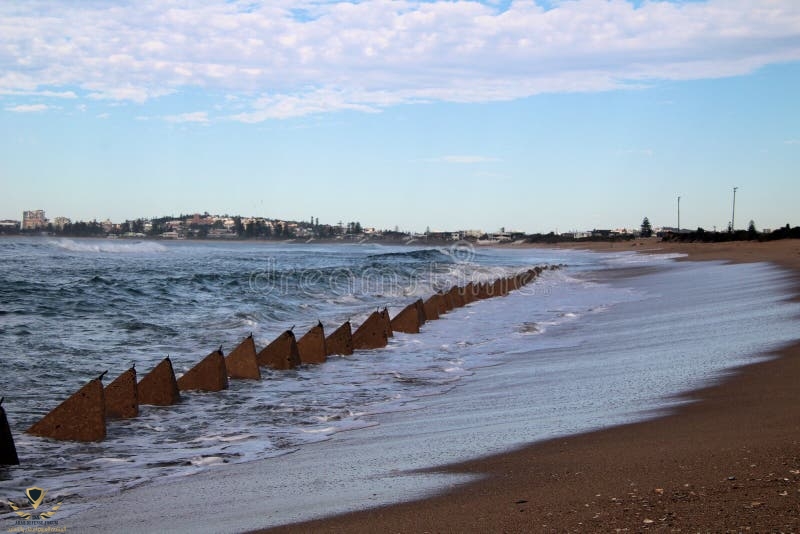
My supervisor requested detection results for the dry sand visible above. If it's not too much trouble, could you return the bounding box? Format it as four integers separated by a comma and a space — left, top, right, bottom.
261, 239, 800, 533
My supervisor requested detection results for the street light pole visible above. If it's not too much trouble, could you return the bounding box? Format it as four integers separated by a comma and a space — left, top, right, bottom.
731, 187, 738, 232
677, 196, 681, 231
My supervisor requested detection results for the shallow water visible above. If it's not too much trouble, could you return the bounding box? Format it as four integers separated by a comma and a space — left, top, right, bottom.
0, 238, 583, 499
1, 238, 797, 532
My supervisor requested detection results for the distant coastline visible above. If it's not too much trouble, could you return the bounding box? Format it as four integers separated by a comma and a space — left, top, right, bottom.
5, 232, 800, 252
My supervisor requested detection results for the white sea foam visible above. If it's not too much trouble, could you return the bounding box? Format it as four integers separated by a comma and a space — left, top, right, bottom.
4, 238, 798, 532
600, 250, 688, 265
48, 238, 168, 254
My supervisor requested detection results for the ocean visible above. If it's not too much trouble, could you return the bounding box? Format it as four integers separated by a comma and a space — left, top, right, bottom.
0, 237, 797, 531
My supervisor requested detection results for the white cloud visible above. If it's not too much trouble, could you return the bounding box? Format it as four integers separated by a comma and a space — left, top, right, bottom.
164, 111, 209, 123
5, 104, 50, 113
87, 86, 172, 104
96, 112, 110, 119
785, 139, 800, 145
228, 89, 386, 121
0, 89, 77, 99
0, 1, 798, 120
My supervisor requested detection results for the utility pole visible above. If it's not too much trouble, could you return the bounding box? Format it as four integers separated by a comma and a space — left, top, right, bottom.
731, 187, 738, 232
677, 196, 681, 231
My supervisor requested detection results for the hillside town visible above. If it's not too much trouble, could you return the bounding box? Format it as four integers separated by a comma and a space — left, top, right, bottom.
0, 209, 660, 244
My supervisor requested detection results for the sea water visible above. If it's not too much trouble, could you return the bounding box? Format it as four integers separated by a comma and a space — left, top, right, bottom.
0, 238, 797, 531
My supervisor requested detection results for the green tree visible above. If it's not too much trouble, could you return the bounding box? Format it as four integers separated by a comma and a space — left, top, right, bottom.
640, 217, 653, 237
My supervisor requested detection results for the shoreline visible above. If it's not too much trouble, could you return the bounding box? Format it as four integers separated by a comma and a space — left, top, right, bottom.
263, 239, 800, 533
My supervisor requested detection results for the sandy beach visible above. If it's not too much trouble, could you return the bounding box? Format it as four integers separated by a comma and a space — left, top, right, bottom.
263, 239, 800, 533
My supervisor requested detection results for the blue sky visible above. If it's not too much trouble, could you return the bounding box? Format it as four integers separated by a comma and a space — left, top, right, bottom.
1, 0, 799, 233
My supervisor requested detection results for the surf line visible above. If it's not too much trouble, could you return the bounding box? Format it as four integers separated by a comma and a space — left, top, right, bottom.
7, 266, 559, 452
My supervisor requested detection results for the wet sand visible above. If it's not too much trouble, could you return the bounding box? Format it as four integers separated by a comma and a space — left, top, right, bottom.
263, 239, 800, 533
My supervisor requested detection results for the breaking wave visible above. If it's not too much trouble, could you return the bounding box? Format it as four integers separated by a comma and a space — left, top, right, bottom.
366, 248, 458, 263
48, 239, 168, 254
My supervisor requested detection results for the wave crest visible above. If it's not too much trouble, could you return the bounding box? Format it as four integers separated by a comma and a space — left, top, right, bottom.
49, 239, 168, 254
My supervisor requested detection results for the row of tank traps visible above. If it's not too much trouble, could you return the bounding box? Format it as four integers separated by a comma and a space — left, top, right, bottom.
0, 265, 561, 464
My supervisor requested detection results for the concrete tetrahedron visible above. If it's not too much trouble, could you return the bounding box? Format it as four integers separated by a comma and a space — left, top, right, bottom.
297, 322, 327, 364
325, 321, 353, 356
27, 377, 106, 442
352, 311, 389, 350
177, 350, 229, 392
105, 367, 138, 419
138, 357, 180, 406
476, 282, 491, 299
414, 298, 427, 325
462, 282, 477, 304
505, 276, 516, 293
492, 278, 508, 297
390, 302, 422, 334
440, 291, 454, 311
423, 295, 441, 320
432, 292, 447, 314
379, 308, 393, 338
447, 286, 465, 308
225, 335, 261, 380
257, 331, 301, 370
0, 400, 20, 465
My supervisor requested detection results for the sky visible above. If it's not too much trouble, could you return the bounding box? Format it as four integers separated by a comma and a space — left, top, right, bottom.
1, 0, 798, 234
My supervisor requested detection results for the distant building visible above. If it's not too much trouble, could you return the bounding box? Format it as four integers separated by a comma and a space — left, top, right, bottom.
426, 231, 453, 241
208, 228, 235, 239
658, 226, 692, 236
52, 216, 71, 230
563, 231, 591, 239
22, 210, 46, 230
0, 220, 20, 232
187, 213, 214, 226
